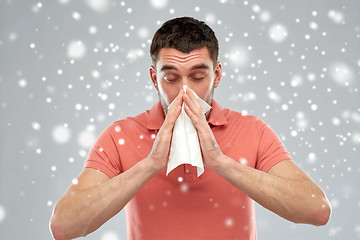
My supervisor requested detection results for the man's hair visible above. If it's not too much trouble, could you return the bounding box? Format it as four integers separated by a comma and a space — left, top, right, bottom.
150, 17, 219, 67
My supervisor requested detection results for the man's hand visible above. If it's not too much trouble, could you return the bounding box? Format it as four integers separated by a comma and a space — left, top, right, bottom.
182, 88, 224, 171
147, 90, 183, 174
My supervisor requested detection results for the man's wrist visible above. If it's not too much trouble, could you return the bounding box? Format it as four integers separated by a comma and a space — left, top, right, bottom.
142, 156, 163, 177
211, 154, 235, 175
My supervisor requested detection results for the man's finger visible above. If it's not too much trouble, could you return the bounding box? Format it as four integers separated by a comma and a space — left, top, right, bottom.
183, 90, 201, 115
163, 90, 183, 130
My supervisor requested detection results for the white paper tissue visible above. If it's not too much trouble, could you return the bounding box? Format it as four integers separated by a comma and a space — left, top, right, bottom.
166, 85, 212, 177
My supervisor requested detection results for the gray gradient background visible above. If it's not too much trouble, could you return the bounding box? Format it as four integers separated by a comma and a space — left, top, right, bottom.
0, 0, 359, 239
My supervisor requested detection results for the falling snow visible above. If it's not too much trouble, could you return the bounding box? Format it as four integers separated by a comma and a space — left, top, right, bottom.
52, 125, 71, 144
0, 0, 359, 240
0, 205, 6, 222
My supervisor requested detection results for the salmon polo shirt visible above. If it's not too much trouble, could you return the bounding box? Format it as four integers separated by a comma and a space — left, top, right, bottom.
84, 99, 291, 240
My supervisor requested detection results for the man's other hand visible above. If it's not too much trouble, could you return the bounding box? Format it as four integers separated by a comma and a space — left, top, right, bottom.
146, 89, 183, 174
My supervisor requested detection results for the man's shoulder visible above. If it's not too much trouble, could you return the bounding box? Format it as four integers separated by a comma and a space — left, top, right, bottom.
225, 107, 265, 127
99, 110, 148, 136
112, 110, 148, 128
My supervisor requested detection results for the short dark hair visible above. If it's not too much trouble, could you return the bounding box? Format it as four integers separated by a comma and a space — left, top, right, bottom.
150, 17, 219, 67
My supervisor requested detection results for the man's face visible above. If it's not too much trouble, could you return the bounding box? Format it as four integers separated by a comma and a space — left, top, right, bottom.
150, 47, 222, 116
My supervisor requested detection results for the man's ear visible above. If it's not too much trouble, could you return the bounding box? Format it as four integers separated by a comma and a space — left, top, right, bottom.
214, 61, 222, 88
149, 65, 158, 91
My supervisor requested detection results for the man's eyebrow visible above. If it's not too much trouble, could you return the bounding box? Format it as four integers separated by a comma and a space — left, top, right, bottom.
191, 64, 210, 70
160, 64, 210, 72
160, 65, 177, 71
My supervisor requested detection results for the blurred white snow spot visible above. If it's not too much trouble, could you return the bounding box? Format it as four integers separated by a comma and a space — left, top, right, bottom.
307, 152, 317, 164
310, 104, 318, 111
355, 224, 360, 234
309, 21, 319, 30
252, 5, 271, 22
150, 0, 168, 9
101, 231, 119, 240
242, 92, 257, 102
75, 103, 82, 110
78, 149, 87, 158
342, 110, 360, 124
8, 32, 17, 41
58, 0, 71, 4
137, 27, 149, 39
328, 10, 344, 24
267, 90, 281, 102
85, 0, 110, 13
78, 128, 95, 149
126, 49, 144, 62
72, 178, 79, 185
352, 132, 360, 144
31, 122, 41, 131
98, 93, 108, 101
67, 40, 86, 59
332, 117, 341, 126
307, 73, 316, 82
91, 70, 100, 79
330, 198, 339, 209
52, 125, 71, 144
252, 4, 261, 13
108, 103, 115, 110
89, 25, 98, 35
118, 138, 125, 145
259, 10, 271, 22
205, 14, 216, 24
0, 205, 6, 222
72, 11, 81, 20
268, 24, 288, 43
281, 104, 288, 111
239, 158, 248, 165
329, 226, 341, 237
224, 47, 249, 68
296, 112, 309, 130
18, 78, 27, 88
115, 125, 121, 132
291, 130, 298, 137
146, 95, 154, 103
180, 183, 189, 192
290, 75, 303, 87
329, 62, 354, 86
225, 218, 234, 227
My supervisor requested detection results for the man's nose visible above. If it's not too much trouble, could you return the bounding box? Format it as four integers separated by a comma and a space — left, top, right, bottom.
179, 78, 191, 89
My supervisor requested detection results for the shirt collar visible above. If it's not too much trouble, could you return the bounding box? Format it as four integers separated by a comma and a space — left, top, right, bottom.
146, 99, 228, 130
207, 99, 228, 126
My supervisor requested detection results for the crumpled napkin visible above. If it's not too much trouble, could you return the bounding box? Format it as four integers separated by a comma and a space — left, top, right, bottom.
166, 85, 212, 177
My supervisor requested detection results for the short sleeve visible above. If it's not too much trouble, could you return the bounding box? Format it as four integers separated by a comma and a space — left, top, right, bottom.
255, 122, 291, 172
84, 124, 123, 178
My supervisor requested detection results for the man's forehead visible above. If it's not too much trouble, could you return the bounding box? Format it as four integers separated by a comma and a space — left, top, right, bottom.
157, 47, 213, 69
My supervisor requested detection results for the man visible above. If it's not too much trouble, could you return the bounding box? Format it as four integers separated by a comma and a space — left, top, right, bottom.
50, 17, 331, 240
